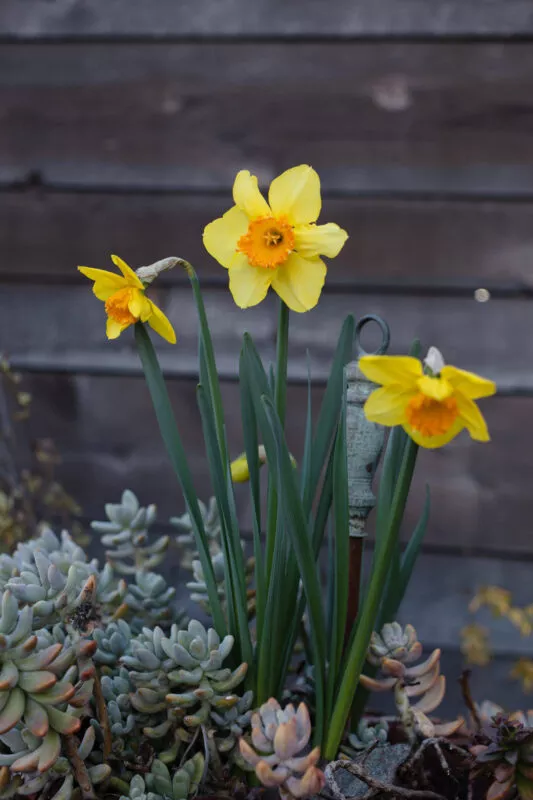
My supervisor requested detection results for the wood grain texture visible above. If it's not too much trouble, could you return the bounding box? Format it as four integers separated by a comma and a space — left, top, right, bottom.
3, 189, 533, 289
1, 0, 533, 38
4, 42, 533, 194
17, 372, 532, 553
0, 284, 529, 391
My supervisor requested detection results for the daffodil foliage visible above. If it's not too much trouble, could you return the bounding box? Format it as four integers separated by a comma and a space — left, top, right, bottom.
74, 164, 496, 767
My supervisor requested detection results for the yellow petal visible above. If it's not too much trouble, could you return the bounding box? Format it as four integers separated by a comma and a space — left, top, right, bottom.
233, 171, 271, 219
78, 267, 126, 300
358, 356, 422, 388
228, 255, 273, 308
111, 254, 144, 289
128, 290, 151, 321
146, 300, 177, 344
78, 266, 125, 286
91, 280, 125, 301
203, 206, 249, 269
270, 253, 326, 312
441, 366, 496, 400
404, 417, 465, 449
416, 375, 454, 401
106, 318, 129, 340
456, 394, 490, 442
268, 165, 321, 225
293, 222, 348, 259
364, 386, 415, 426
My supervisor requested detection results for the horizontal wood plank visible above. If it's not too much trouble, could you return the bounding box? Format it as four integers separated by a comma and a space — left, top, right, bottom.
0, 284, 530, 391
16, 371, 533, 554
3, 189, 533, 289
3, 43, 533, 195
1, 0, 533, 38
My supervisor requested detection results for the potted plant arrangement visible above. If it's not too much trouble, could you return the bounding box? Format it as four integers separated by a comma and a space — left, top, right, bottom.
2, 165, 521, 800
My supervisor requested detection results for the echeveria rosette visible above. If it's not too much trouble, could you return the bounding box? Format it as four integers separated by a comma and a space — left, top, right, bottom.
78, 255, 176, 343
359, 346, 496, 449
239, 698, 325, 800
203, 165, 348, 312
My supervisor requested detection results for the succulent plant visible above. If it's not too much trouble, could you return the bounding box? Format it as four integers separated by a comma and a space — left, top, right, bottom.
123, 620, 248, 740
92, 490, 169, 576
4, 725, 111, 800
361, 622, 463, 743
0, 528, 93, 593
210, 689, 254, 758
121, 754, 205, 800
0, 591, 85, 756
93, 619, 133, 669
164, 621, 248, 730
472, 714, 533, 800
367, 622, 422, 666
239, 699, 325, 800
99, 667, 136, 739
125, 572, 177, 630
1, 528, 125, 624
185, 552, 225, 610
342, 718, 389, 755
171, 497, 221, 569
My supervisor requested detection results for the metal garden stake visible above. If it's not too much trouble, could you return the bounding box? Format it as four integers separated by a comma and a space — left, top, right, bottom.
345, 315, 390, 642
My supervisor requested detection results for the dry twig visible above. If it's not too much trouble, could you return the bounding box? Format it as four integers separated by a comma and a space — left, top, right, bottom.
325, 759, 448, 800
459, 670, 481, 733
63, 734, 96, 800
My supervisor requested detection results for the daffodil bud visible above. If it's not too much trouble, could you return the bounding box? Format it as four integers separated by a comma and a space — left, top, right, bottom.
230, 446, 268, 483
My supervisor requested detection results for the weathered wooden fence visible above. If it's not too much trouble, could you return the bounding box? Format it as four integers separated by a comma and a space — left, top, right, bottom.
1, 0, 533, 711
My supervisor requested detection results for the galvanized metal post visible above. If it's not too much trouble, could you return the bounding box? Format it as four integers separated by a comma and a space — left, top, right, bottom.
344, 315, 390, 641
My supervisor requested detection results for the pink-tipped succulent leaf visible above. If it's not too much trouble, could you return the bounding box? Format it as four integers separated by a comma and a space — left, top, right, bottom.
239, 699, 325, 800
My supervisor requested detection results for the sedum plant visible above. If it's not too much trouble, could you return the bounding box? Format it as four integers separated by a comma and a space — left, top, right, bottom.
360, 622, 464, 743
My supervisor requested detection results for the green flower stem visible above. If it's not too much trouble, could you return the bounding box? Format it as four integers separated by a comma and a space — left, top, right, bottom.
323, 438, 419, 759
134, 323, 227, 636
265, 299, 289, 587
180, 259, 228, 468
274, 299, 290, 427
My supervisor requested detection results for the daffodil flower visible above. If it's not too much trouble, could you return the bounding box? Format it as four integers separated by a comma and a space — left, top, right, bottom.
78, 255, 176, 343
358, 347, 496, 449
203, 165, 348, 312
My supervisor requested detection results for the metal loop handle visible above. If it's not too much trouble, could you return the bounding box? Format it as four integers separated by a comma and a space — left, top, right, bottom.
354, 314, 390, 356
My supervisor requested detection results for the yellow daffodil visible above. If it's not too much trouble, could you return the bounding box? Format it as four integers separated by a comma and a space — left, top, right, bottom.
359, 346, 496, 449
78, 255, 176, 343
203, 165, 348, 312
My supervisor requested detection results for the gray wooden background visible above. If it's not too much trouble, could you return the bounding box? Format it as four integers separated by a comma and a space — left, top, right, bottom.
1, 0, 533, 714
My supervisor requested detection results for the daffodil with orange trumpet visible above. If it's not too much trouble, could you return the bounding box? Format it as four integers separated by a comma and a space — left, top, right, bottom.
359, 346, 496, 449
78, 254, 176, 343
203, 165, 348, 312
